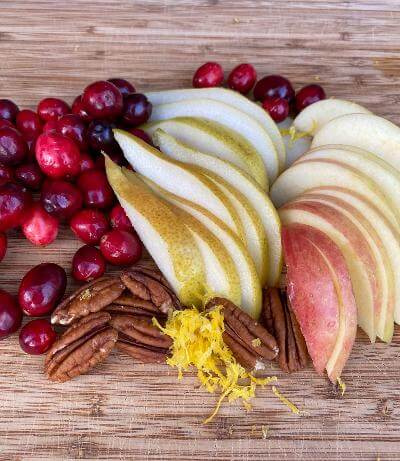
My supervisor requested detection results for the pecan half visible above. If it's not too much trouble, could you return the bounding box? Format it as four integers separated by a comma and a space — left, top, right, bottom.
263, 288, 308, 373
106, 293, 167, 318
51, 277, 125, 325
206, 297, 278, 371
45, 312, 118, 382
109, 314, 172, 363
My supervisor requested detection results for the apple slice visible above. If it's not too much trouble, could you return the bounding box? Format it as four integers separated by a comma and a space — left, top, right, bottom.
293, 99, 371, 135
144, 117, 268, 189
282, 223, 357, 381
149, 98, 280, 182
278, 117, 312, 167
104, 157, 206, 307
145, 87, 286, 169
113, 129, 244, 238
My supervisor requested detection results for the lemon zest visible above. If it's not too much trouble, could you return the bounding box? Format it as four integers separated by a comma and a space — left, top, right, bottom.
272, 386, 300, 414
251, 338, 261, 347
279, 124, 313, 147
337, 377, 346, 396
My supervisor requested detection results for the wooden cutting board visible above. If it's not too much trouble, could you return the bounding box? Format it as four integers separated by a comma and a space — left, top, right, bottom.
0, 1, 399, 459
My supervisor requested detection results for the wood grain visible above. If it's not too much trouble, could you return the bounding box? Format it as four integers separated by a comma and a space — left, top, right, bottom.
0, 1, 400, 459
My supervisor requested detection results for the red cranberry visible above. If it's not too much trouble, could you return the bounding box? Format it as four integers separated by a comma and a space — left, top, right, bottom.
87, 119, 121, 155
193, 62, 224, 88
110, 204, 133, 232
108, 78, 136, 97
0, 163, 13, 186
19, 319, 56, 355
121, 94, 152, 127
35, 132, 81, 179
0, 233, 7, 261
57, 114, 88, 149
16, 109, 43, 141
41, 179, 82, 220
77, 169, 114, 209
0, 183, 32, 231
295, 84, 326, 112
127, 128, 153, 145
42, 119, 58, 133
15, 162, 44, 190
71, 94, 92, 122
78, 152, 96, 173
0, 289, 22, 339
22, 202, 58, 246
0, 119, 15, 129
19, 263, 66, 316
37, 97, 70, 122
72, 245, 106, 282
262, 97, 290, 123
70, 208, 109, 244
254, 75, 295, 103
82, 80, 123, 120
227, 63, 257, 94
0, 99, 19, 123
100, 229, 142, 266
0, 127, 27, 165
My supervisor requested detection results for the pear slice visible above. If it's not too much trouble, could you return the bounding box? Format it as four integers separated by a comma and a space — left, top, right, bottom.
143, 117, 268, 189
113, 129, 244, 239
153, 128, 282, 286
293, 99, 371, 135
145, 87, 286, 169
104, 157, 206, 306
278, 117, 312, 167
149, 98, 279, 183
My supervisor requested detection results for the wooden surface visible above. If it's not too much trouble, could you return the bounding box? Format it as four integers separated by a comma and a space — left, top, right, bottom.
0, 1, 400, 459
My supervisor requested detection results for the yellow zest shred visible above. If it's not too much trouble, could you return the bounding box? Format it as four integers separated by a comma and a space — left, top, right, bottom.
279, 124, 313, 147
252, 337, 261, 347
337, 377, 346, 396
261, 425, 269, 439
272, 386, 300, 414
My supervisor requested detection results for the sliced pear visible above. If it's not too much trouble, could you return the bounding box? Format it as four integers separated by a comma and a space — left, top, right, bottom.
278, 117, 312, 167
149, 98, 279, 183
143, 117, 268, 189
104, 157, 206, 306
145, 87, 286, 169
294, 99, 371, 135
113, 129, 244, 239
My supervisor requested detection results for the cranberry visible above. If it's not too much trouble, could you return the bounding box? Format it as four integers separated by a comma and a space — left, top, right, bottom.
0, 233, 7, 261
100, 229, 142, 266
15, 162, 44, 190
71, 95, 92, 122
94, 156, 105, 170
78, 152, 96, 173
82, 80, 123, 120
295, 84, 326, 112
0, 119, 15, 129
108, 78, 136, 97
110, 204, 133, 232
0, 183, 32, 231
127, 128, 153, 145
193, 62, 224, 88
19, 263, 66, 316
41, 179, 83, 220
42, 119, 58, 133
254, 75, 295, 103
22, 202, 58, 246
262, 97, 290, 123
19, 319, 56, 355
70, 208, 109, 244
87, 119, 121, 156
35, 132, 81, 179
121, 94, 152, 127
37, 97, 70, 122
0, 290, 22, 339
0, 163, 13, 186
72, 245, 106, 282
0, 127, 27, 165
0, 99, 19, 123
57, 114, 88, 149
227, 63, 257, 94
77, 169, 114, 209
16, 110, 43, 141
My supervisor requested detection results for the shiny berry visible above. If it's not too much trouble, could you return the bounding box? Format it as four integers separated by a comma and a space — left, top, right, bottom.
35, 132, 81, 179
0, 233, 7, 262
15, 162, 44, 190
77, 169, 114, 209
193, 62, 224, 88
0, 99, 19, 123
108, 78, 136, 97
0, 163, 13, 186
262, 97, 290, 123
72, 245, 106, 282
71, 95, 92, 122
41, 179, 83, 220
78, 152, 96, 173
19, 263, 66, 316
0, 290, 22, 339
70, 209, 109, 244
121, 94, 152, 127
254, 75, 295, 103
19, 319, 56, 355
57, 114, 88, 149
37, 97, 70, 122
82, 80, 123, 120
0, 119, 15, 129
100, 229, 142, 266
42, 119, 58, 133
0, 183, 32, 231
295, 84, 326, 112
0, 126, 27, 165
127, 128, 153, 145
22, 202, 58, 246
16, 110, 43, 141
87, 119, 121, 155
110, 204, 133, 232
227, 63, 257, 94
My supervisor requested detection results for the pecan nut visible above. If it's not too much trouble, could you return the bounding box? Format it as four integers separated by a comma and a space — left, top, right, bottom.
206, 297, 279, 371
51, 277, 125, 325
106, 293, 168, 318
263, 288, 308, 373
109, 314, 172, 363
45, 312, 118, 383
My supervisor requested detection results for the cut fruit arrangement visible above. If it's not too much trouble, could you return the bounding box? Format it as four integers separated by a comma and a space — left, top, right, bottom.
0, 61, 397, 421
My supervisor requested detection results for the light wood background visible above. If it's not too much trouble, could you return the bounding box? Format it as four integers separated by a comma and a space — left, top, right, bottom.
0, 1, 399, 459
